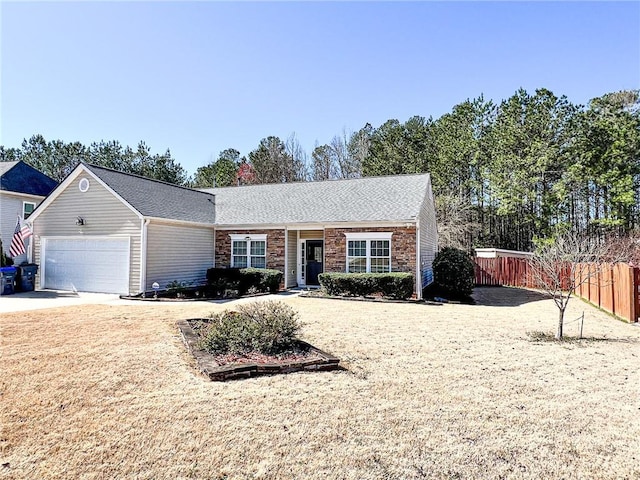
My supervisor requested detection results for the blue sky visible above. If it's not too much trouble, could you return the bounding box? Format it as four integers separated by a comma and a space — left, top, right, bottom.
1, 1, 639, 177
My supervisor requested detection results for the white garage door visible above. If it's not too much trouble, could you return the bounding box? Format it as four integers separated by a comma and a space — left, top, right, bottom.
42, 237, 130, 294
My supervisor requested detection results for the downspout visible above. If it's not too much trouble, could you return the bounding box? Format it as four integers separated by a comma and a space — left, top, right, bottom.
284, 227, 289, 289
139, 218, 150, 295
212, 226, 216, 268
416, 218, 422, 300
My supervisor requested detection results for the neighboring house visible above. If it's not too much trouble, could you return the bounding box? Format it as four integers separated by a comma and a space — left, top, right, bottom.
29, 163, 437, 298
0, 161, 57, 264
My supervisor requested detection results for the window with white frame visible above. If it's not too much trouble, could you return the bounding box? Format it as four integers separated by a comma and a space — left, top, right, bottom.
345, 232, 392, 273
230, 234, 267, 268
23, 201, 36, 219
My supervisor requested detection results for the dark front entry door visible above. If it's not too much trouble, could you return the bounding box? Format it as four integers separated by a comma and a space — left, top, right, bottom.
305, 240, 324, 285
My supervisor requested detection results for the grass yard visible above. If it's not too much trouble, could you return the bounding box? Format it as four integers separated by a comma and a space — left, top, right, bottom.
1, 287, 639, 479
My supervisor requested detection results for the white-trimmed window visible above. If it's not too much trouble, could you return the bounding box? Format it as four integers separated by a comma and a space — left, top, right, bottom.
230, 234, 267, 268
345, 232, 392, 273
23, 201, 36, 219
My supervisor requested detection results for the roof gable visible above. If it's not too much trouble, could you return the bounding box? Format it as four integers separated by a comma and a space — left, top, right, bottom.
84, 164, 216, 224
0, 161, 58, 196
202, 174, 432, 225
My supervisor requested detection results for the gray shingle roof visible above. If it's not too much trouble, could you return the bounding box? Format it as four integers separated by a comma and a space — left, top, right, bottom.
201, 174, 431, 225
1, 161, 58, 196
85, 164, 216, 224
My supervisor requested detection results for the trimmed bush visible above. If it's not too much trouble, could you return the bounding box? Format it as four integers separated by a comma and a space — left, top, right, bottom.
198, 300, 301, 355
239, 268, 282, 294
431, 247, 475, 298
206, 267, 283, 296
318, 272, 414, 300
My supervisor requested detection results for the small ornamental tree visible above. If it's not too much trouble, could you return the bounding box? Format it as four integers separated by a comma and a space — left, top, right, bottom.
432, 247, 475, 298
529, 231, 632, 339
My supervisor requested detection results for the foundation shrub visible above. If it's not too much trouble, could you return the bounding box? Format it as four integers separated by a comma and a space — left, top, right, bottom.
198, 300, 301, 355
432, 247, 475, 298
318, 272, 414, 299
239, 268, 282, 294
206, 267, 283, 296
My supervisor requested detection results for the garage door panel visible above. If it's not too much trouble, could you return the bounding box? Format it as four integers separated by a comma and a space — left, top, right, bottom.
43, 238, 130, 294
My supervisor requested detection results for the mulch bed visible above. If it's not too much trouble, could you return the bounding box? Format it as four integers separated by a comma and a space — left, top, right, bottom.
120, 291, 272, 302
298, 291, 441, 305
178, 319, 340, 381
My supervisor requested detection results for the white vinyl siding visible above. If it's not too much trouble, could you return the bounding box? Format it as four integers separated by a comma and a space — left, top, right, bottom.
417, 178, 438, 287
0, 192, 42, 264
32, 175, 141, 294
145, 222, 214, 291
286, 230, 297, 287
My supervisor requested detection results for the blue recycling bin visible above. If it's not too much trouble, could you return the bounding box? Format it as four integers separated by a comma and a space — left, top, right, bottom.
17, 264, 38, 292
0, 266, 17, 295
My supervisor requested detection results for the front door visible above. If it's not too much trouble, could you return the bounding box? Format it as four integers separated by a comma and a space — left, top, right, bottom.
305, 240, 324, 286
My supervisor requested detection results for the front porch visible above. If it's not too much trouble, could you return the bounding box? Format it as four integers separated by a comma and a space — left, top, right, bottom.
285, 229, 324, 288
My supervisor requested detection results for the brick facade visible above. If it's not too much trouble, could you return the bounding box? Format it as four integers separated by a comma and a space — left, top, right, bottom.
324, 226, 417, 276
215, 229, 286, 272
215, 226, 417, 294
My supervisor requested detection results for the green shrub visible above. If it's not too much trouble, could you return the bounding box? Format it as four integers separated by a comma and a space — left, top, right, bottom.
0, 239, 14, 267
318, 272, 414, 300
206, 267, 283, 296
239, 268, 282, 294
432, 247, 475, 298
166, 280, 190, 296
198, 300, 301, 355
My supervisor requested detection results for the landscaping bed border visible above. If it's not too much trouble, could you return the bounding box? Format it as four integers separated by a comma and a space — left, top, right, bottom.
177, 319, 340, 381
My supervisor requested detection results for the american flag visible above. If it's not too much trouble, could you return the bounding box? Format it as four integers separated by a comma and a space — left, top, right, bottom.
20, 221, 32, 241
9, 218, 26, 257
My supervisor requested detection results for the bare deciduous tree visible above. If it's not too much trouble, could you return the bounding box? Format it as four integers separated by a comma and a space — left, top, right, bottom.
311, 143, 337, 181
436, 192, 480, 251
285, 133, 308, 181
529, 232, 631, 339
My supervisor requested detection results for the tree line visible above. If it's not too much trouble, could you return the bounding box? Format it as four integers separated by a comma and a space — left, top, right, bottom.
0, 137, 189, 186
2, 87, 638, 252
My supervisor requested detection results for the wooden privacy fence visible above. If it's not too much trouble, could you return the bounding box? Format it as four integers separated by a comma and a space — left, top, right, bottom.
474, 257, 640, 323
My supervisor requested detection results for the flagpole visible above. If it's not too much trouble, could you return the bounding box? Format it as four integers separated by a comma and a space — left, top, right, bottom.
25, 217, 32, 264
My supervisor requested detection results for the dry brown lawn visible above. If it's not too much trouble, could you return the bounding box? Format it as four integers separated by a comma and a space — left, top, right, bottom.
1, 288, 639, 479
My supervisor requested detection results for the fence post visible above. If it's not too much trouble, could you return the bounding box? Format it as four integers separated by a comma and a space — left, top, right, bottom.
632, 267, 640, 322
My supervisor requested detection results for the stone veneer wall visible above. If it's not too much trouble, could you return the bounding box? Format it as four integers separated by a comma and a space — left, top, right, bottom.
215, 229, 286, 288
324, 226, 417, 287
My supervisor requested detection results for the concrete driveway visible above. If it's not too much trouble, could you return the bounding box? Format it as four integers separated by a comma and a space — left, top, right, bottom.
0, 290, 141, 313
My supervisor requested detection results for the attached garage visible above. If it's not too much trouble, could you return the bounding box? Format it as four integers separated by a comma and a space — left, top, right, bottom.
30, 163, 216, 295
42, 237, 130, 294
